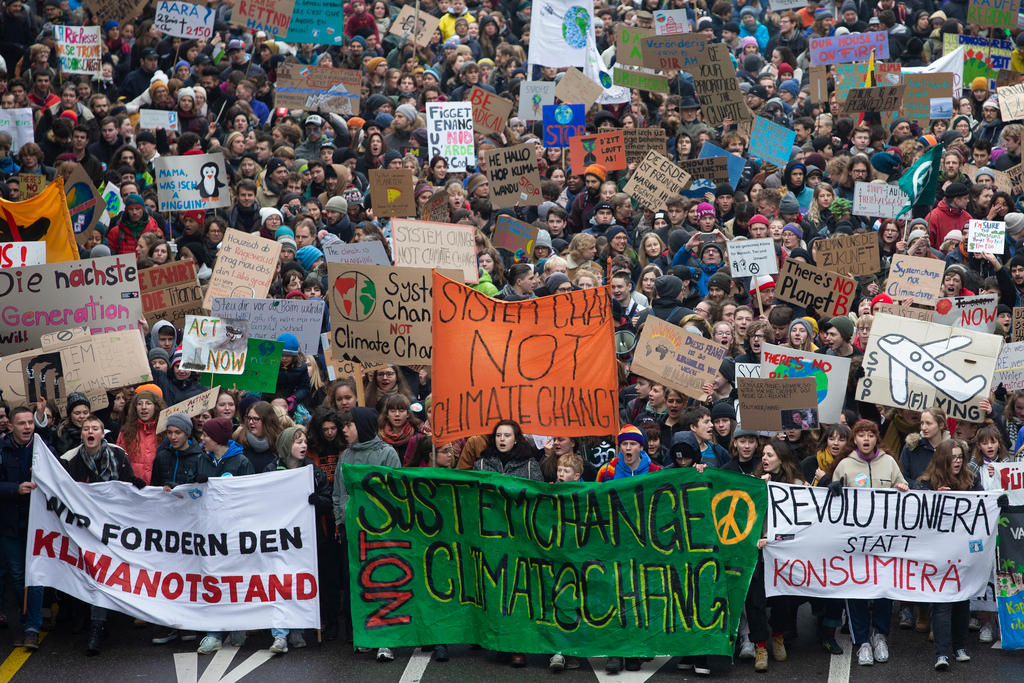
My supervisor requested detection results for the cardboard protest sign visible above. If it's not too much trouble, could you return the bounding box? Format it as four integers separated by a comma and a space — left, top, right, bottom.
542, 104, 586, 149
653, 9, 689, 33
0, 254, 143, 354
737, 377, 817, 430
749, 117, 796, 167
154, 153, 230, 212
368, 169, 415, 218
677, 157, 730, 185
835, 62, 901, 127
275, 64, 360, 114
838, 84, 906, 114
388, 5, 441, 46
0, 108, 34, 153
642, 32, 706, 70
203, 228, 282, 309
902, 73, 954, 125
64, 165, 106, 247
181, 315, 249, 374
425, 102, 474, 171
344, 464, 765, 657
613, 67, 669, 93
816, 232, 880, 277
998, 83, 1024, 123
468, 87, 514, 136
0, 242, 45, 268
994, 341, 1024, 390
698, 142, 745, 190
201, 338, 283, 393
321, 335, 366, 406
431, 273, 617, 441
0, 178, 78, 263
631, 315, 728, 400
84, 0, 149, 26
760, 343, 851, 423
18, 174, 45, 200
852, 181, 908, 219
967, 219, 1006, 254
623, 128, 667, 166
622, 150, 691, 212
232, 0, 296, 38
484, 144, 543, 209
154, 1, 215, 38
774, 259, 856, 316
764, 483, 1000, 600
934, 293, 999, 332
1015, 307, 1024, 341
856, 313, 1002, 422
54, 25, 101, 76
322, 240, 390, 266
390, 219, 477, 282
517, 81, 555, 121
155, 386, 219, 433
692, 43, 751, 126
1007, 163, 1024, 195
420, 189, 451, 223
137, 109, 179, 132
568, 131, 626, 177
874, 302, 935, 322
138, 259, 203, 329
969, 0, 1021, 29
886, 254, 944, 305
554, 67, 603, 107
613, 24, 652, 67
810, 31, 890, 66
727, 238, 778, 278
210, 297, 324, 355
491, 214, 538, 253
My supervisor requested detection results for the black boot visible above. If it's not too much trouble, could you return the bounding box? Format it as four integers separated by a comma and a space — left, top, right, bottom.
86, 621, 105, 656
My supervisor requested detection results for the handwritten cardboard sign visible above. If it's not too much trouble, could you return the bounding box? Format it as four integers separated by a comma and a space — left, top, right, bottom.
809, 65, 829, 104
154, 0, 215, 39
994, 341, 1024, 390
727, 238, 777, 278
426, 101, 474, 171
0, 109, 33, 155
369, 168, 416, 218
631, 315, 727, 400
211, 297, 325, 355
969, 0, 1021, 29
233, 0, 296, 38
886, 254, 944, 307
203, 228, 282, 309
774, 259, 856, 316
388, 5, 441, 46
998, 83, 1024, 122
760, 343, 851, 423
554, 67, 604, 107
469, 86, 513, 136
738, 377, 817, 431
17, 173, 45, 199
285, 0, 346, 44
838, 84, 906, 114
421, 189, 450, 223
810, 31, 890, 66
1007, 163, 1024, 195
677, 157, 730, 185
613, 24, 652, 68
934, 293, 999, 333
138, 109, 179, 131
85, 0, 148, 25
692, 43, 751, 126
568, 131, 626, 177
542, 104, 585, 149
275, 64, 360, 114
181, 315, 249, 374
874, 302, 935, 322
613, 67, 669, 93
654, 10, 689, 33
902, 73, 955, 126
622, 150, 691, 211
623, 128, 667, 166
156, 385, 219, 433
322, 240, 390, 266
642, 33, 707, 71
852, 181, 909, 219
485, 143, 543, 209
816, 232, 881, 277
391, 220, 477, 283
967, 219, 1006, 254
65, 164, 106, 247
491, 215, 539, 253
139, 259, 203, 329
54, 25, 101, 76
1014, 307, 1024, 341
749, 116, 797, 167
698, 141, 745, 190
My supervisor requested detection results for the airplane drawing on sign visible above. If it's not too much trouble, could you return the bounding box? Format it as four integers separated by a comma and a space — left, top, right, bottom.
876, 333, 987, 403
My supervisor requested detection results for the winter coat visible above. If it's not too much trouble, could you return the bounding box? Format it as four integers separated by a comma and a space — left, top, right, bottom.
106, 213, 163, 255
899, 433, 944, 481
926, 199, 971, 248
60, 441, 137, 484
195, 440, 254, 480
53, 421, 83, 457
150, 438, 203, 487
332, 435, 400, 526
117, 419, 160, 484
474, 445, 544, 481
0, 434, 34, 538
832, 449, 907, 489
277, 362, 312, 407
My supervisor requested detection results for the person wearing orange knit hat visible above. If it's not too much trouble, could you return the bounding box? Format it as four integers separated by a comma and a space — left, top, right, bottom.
568, 163, 607, 233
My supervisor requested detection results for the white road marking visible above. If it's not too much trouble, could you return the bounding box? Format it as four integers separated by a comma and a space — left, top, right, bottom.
173, 645, 275, 683
827, 633, 853, 683
587, 655, 670, 681
198, 646, 238, 683
174, 652, 198, 683
398, 650, 433, 683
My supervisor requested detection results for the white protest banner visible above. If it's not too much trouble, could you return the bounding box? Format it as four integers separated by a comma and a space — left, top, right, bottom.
760, 343, 850, 423
155, 153, 230, 211
54, 25, 101, 76
27, 436, 319, 630
749, 117, 796, 167
0, 242, 46, 268
653, 9, 689, 33
154, 0, 215, 38
764, 483, 1000, 600
856, 313, 1003, 422
934, 293, 999, 332
138, 109, 179, 131
181, 315, 249, 374
903, 45, 965, 94
518, 81, 555, 121
991, 462, 1024, 503
322, 240, 390, 266
0, 108, 34, 153
967, 219, 1006, 254
425, 102, 474, 172
155, 385, 219, 433
994, 341, 1024, 391
852, 181, 908, 219
727, 238, 777, 278
210, 297, 325, 355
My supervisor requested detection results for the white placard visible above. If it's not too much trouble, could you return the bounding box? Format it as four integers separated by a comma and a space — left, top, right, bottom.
138, 109, 179, 131
54, 25, 101, 76
0, 108, 34, 153
425, 102, 474, 172
517, 81, 555, 122
994, 341, 1024, 391
180, 315, 248, 374
934, 293, 999, 332
727, 238, 778, 278
210, 297, 325, 355
967, 219, 1006, 254
154, 0, 215, 39
0, 241, 46, 268
653, 9, 690, 34
154, 153, 231, 211
322, 240, 391, 266
852, 181, 908, 219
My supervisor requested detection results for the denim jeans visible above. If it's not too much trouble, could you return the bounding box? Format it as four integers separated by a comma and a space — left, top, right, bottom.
846, 598, 892, 645
0, 535, 44, 633
932, 600, 969, 658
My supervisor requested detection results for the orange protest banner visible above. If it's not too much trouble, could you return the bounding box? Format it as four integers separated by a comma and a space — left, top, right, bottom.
0, 177, 79, 263
430, 272, 618, 443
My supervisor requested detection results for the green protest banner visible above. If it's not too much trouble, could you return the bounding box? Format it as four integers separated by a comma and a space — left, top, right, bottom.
343, 465, 766, 657
200, 338, 283, 393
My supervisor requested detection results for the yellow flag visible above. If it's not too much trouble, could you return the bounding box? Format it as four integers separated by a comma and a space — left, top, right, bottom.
0, 176, 79, 263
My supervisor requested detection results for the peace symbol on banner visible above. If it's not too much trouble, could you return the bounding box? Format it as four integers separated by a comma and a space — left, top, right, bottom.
711, 489, 757, 545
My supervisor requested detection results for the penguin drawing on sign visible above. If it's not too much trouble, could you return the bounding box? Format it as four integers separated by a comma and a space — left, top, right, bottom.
194, 162, 225, 202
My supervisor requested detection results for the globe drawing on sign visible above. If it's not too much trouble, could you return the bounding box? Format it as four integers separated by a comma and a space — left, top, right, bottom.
554, 105, 574, 124
561, 6, 590, 49
599, 71, 613, 88
771, 358, 828, 404
66, 181, 98, 235
331, 271, 377, 321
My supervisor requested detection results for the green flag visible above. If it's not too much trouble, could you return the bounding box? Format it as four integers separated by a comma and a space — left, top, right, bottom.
896, 144, 944, 217
344, 465, 767, 657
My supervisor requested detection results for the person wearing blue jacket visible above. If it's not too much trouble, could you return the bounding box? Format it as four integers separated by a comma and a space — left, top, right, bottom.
738, 7, 769, 50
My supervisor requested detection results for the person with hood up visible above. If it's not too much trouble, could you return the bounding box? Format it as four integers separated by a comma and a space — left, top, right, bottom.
154, 346, 205, 405
275, 333, 312, 411
782, 162, 814, 212
332, 407, 400, 661
116, 384, 166, 484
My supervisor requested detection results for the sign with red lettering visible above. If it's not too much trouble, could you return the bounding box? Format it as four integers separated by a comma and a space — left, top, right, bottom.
0, 242, 45, 268
759, 343, 850, 423
469, 86, 513, 137
774, 258, 856, 316
934, 293, 999, 333
810, 31, 890, 66
233, 0, 295, 37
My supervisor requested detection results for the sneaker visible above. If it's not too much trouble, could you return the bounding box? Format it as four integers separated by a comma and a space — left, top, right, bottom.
355, 647, 374, 653
377, 647, 395, 662
269, 637, 287, 654
549, 654, 565, 671
969, 617, 981, 631
980, 624, 994, 643
563, 657, 580, 669
858, 642, 874, 666
605, 657, 623, 673
197, 636, 222, 654
771, 634, 787, 662
871, 633, 889, 663
676, 660, 694, 670
227, 631, 246, 647
754, 646, 768, 672
935, 655, 949, 671
899, 608, 914, 629
288, 631, 306, 649
151, 628, 179, 645
821, 636, 843, 655
20, 632, 40, 650
694, 664, 712, 676
739, 638, 756, 660
434, 645, 449, 662
955, 648, 971, 662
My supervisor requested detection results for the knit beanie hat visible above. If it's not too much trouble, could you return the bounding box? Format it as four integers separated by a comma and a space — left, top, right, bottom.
789, 317, 815, 339
276, 426, 304, 460
395, 104, 418, 124
618, 424, 647, 447
696, 202, 716, 219
203, 417, 234, 446
164, 412, 193, 435
584, 164, 607, 181
66, 392, 91, 417
148, 347, 170, 364
710, 400, 736, 422
828, 315, 855, 342
296, 246, 325, 270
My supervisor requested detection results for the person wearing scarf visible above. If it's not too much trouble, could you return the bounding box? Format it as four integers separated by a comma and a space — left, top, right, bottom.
596, 425, 661, 482
106, 193, 163, 255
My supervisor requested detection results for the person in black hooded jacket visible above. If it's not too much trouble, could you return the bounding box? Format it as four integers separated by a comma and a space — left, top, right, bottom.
54, 392, 92, 456
274, 333, 312, 410
150, 412, 202, 488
